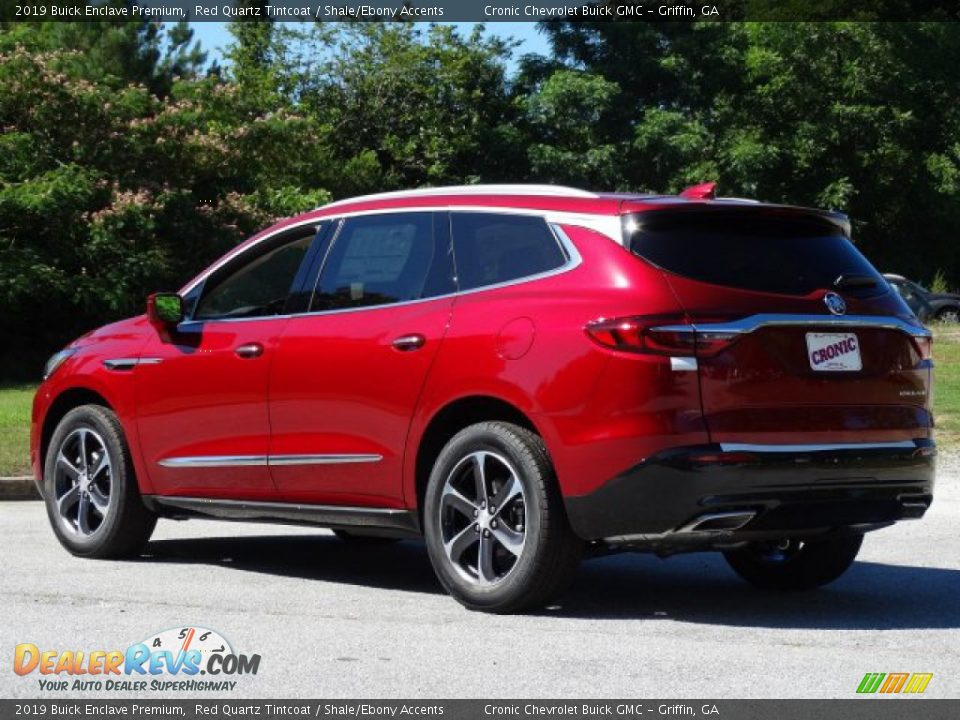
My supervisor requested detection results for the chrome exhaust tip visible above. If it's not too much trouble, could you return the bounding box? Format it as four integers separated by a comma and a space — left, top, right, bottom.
677, 510, 757, 534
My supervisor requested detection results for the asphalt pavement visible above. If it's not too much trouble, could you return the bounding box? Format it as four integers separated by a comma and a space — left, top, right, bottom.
2, 456, 958, 699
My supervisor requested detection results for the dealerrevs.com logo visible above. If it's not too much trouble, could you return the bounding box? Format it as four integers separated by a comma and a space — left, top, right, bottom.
13, 626, 260, 692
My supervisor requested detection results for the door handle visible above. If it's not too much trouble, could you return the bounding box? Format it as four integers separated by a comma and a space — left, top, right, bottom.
392, 334, 426, 352
235, 342, 264, 359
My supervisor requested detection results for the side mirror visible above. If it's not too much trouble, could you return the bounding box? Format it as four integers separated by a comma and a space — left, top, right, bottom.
147, 293, 184, 329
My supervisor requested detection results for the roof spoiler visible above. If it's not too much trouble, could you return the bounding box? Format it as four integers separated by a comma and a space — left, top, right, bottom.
679, 182, 717, 200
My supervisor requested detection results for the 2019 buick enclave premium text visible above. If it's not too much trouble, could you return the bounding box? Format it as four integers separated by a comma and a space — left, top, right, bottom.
32, 184, 935, 613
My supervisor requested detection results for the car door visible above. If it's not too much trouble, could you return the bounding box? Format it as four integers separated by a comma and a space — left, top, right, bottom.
268, 212, 455, 506
135, 223, 324, 499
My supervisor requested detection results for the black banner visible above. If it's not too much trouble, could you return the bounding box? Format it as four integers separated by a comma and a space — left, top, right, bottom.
4, 0, 960, 22
1, 702, 960, 720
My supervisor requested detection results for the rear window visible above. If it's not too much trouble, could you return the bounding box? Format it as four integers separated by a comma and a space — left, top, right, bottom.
451, 213, 567, 291
625, 210, 884, 297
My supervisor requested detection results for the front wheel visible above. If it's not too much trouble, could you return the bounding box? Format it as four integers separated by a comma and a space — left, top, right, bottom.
723, 534, 863, 591
423, 421, 583, 613
43, 404, 156, 558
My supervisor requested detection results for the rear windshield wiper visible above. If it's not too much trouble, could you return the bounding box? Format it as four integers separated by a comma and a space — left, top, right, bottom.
834, 273, 878, 290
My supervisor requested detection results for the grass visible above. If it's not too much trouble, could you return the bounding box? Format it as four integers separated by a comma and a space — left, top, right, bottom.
932, 325, 960, 450
0, 329, 957, 476
0, 384, 35, 477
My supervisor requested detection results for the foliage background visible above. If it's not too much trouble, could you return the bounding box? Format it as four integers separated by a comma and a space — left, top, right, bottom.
1, 16, 959, 380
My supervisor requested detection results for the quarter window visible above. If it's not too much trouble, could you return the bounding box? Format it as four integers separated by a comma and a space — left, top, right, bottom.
451, 213, 567, 291
194, 230, 315, 320
312, 213, 453, 311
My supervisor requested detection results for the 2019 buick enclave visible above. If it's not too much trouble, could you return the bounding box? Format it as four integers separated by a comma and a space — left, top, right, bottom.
32, 184, 935, 612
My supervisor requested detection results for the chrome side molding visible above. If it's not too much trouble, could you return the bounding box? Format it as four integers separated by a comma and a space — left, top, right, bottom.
159, 453, 383, 469
159, 455, 268, 468
267, 454, 383, 466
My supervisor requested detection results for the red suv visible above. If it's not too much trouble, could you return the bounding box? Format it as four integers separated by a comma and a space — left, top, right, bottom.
31, 184, 935, 613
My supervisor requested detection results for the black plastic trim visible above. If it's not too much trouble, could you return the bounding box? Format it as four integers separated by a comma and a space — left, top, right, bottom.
144, 496, 421, 536
565, 440, 936, 541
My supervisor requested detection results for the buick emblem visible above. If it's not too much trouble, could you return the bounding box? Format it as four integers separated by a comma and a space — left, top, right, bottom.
824, 292, 847, 316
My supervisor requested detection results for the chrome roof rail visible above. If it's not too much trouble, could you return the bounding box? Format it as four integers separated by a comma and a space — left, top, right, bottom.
318, 184, 598, 210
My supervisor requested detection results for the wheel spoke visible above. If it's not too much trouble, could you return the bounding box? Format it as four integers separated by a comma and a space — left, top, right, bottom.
77, 492, 92, 534
57, 484, 80, 518
492, 524, 525, 557
88, 450, 109, 480
441, 485, 478, 520
78, 429, 89, 473
88, 486, 109, 515
471, 452, 488, 504
57, 452, 81, 480
491, 475, 522, 516
477, 534, 496, 584
444, 524, 478, 564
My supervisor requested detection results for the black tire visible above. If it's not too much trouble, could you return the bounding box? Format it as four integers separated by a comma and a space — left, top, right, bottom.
723, 533, 863, 591
332, 529, 400, 544
936, 307, 960, 323
43, 404, 156, 558
423, 421, 583, 613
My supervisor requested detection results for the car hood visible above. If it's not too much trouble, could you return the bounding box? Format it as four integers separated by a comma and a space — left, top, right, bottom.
70, 314, 151, 348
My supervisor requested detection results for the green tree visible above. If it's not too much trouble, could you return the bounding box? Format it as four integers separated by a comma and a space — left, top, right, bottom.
305, 23, 523, 192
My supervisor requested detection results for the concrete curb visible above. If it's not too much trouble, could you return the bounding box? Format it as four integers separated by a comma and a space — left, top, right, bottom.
0, 476, 39, 500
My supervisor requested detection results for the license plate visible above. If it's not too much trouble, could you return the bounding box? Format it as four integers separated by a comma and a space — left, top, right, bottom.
806, 332, 862, 372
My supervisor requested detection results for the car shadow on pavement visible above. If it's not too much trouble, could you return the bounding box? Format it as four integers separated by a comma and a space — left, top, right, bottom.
139, 533, 960, 629
554, 551, 960, 629
139, 534, 445, 595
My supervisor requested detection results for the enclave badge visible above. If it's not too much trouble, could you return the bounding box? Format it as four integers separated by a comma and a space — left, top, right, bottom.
824, 292, 847, 315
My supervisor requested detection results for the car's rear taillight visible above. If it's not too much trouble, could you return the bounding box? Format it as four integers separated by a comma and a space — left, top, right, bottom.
584, 316, 738, 357
912, 334, 933, 361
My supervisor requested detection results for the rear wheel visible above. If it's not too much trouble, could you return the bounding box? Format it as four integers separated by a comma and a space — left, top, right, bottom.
43, 405, 156, 558
723, 533, 863, 591
423, 421, 582, 613
936, 307, 960, 323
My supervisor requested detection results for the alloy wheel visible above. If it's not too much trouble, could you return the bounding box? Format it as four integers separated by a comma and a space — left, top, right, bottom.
438, 450, 527, 586
53, 427, 112, 537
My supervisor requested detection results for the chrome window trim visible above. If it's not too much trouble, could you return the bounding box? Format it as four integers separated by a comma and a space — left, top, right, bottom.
180, 219, 327, 299
719, 440, 918, 453
158, 453, 383, 469
179, 205, 608, 299
652, 313, 931, 339
175, 216, 583, 325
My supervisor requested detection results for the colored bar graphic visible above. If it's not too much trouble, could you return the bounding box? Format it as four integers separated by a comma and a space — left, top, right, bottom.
903, 673, 934, 694
857, 673, 886, 693
880, 673, 909, 693
856, 672, 933, 694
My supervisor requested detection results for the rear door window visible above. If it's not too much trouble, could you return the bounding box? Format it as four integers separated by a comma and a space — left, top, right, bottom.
451, 213, 567, 291
312, 212, 453, 311
625, 209, 884, 297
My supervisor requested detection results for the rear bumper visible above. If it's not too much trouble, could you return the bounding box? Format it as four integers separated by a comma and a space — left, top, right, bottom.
564, 439, 935, 544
